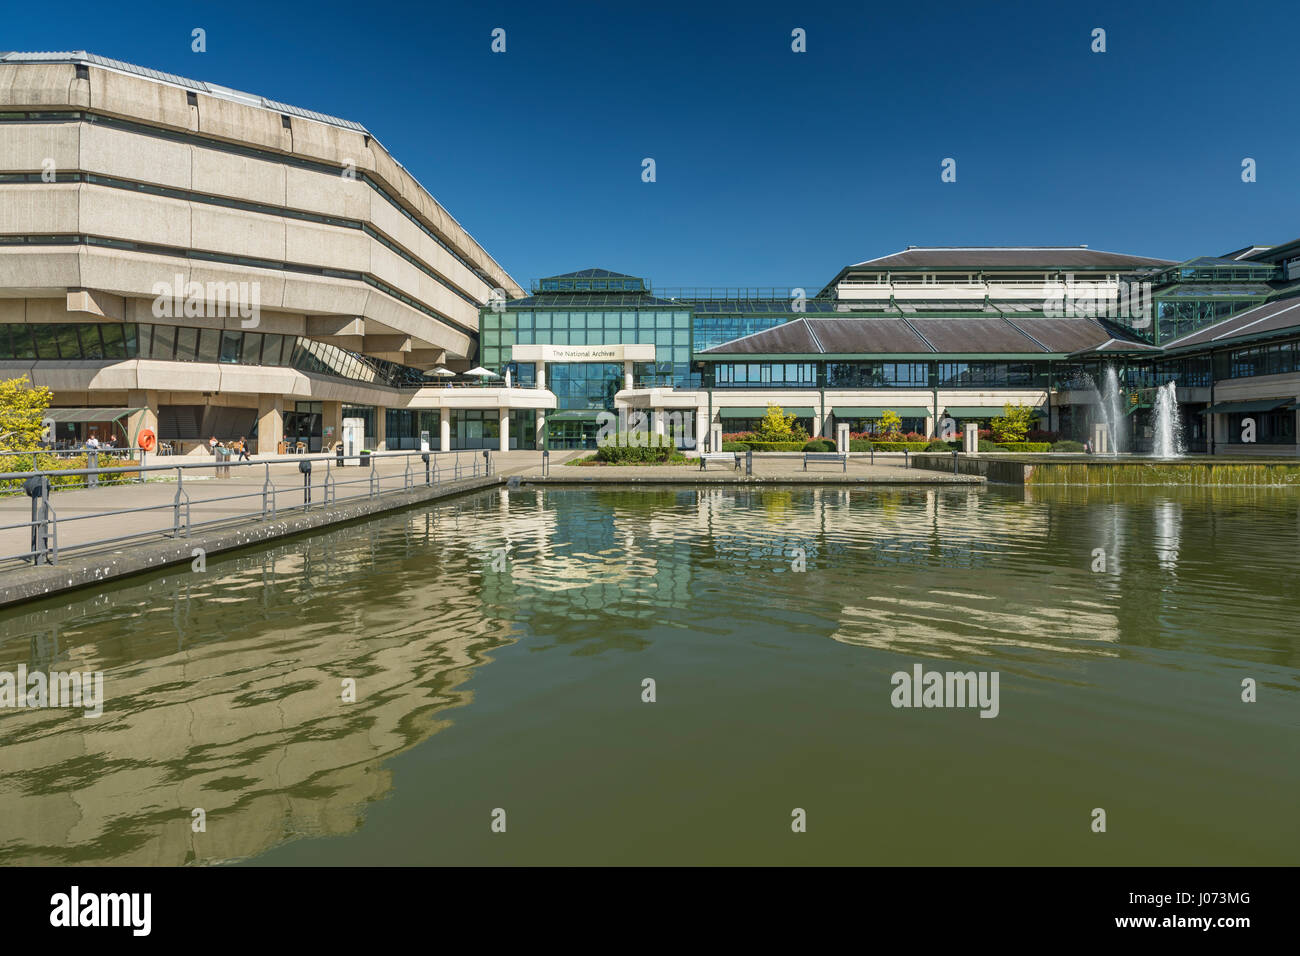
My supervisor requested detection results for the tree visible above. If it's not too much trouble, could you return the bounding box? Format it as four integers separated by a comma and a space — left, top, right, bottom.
990, 402, 1035, 443
0, 376, 52, 451
754, 403, 807, 442
878, 409, 903, 439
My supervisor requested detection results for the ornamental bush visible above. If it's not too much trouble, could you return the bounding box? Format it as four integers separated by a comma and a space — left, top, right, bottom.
1051, 440, 1086, 453
802, 439, 836, 452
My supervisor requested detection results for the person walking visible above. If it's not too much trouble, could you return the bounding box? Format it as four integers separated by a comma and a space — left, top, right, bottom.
236, 436, 251, 461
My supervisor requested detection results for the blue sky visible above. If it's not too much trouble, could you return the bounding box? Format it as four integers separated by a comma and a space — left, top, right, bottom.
7, 0, 1298, 290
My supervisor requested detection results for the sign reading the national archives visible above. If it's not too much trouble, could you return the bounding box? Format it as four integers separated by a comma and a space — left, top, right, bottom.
510, 343, 657, 363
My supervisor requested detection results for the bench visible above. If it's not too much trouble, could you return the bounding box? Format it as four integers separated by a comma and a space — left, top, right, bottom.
803, 452, 847, 472
700, 451, 740, 471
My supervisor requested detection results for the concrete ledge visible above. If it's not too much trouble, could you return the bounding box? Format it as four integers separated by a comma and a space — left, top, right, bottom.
0, 475, 501, 609
523, 474, 984, 486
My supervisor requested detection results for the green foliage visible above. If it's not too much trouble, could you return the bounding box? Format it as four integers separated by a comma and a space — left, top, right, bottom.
735, 441, 807, 452
994, 442, 1053, 452
849, 438, 874, 452
754, 404, 809, 443
990, 402, 1035, 443
877, 409, 903, 439
925, 440, 953, 451
0, 376, 52, 451
0, 451, 139, 493
1051, 440, 1086, 453
977, 439, 997, 452
721, 441, 750, 451
802, 439, 836, 452
594, 432, 680, 464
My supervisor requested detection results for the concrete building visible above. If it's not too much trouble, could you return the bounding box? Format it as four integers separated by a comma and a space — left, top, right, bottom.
0, 51, 549, 454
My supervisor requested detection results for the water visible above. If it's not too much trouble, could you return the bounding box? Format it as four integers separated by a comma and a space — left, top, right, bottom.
1151, 381, 1185, 459
1, 485, 1296, 865
1101, 365, 1128, 454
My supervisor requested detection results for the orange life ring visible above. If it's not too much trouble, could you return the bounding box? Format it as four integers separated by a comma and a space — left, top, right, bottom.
138, 428, 157, 452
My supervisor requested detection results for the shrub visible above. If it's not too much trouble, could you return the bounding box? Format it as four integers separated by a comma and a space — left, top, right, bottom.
1027, 429, 1060, 443
594, 431, 677, 464
849, 439, 873, 452
754, 404, 808, 443
977, 439, 997, 452
925, 440, 951, 451
802, 439, 836, 452
721, 441, 749, 451
1051, 440, 1086, 453
993, 442, 1052, 453
990, 402, 1036, 443
741, 441, 807, 452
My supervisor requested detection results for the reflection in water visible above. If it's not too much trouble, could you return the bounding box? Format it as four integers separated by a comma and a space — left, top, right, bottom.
0, 483, 1297, 865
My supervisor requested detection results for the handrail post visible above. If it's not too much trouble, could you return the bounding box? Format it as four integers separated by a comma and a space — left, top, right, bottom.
172, 466, 184, 537
87, 449, 99, 489
139, 448, 146, 483
262, 462, 270, 519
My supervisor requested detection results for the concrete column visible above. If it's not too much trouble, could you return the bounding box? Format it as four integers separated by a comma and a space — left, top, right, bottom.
374, 405, 387, 451
694, 406, 707, 451
440, 410, 451, 451
536, 362, 546, 390
535, 409, 546, 449
964, 422, 979, 453
812, 410, 822, 438
925, 415, 935, 439
256, 393, 284, 455
652, 407, 665, 440
125, 389, 159, 447
499, 407, 510, 453
624, 360, 634, 391
322, 401, 343, 452
836, 422, 850, 454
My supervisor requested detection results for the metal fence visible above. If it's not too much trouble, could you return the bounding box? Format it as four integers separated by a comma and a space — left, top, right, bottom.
0, 448, 492, 568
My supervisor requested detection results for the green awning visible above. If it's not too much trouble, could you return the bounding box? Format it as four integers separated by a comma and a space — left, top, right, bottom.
1199, 398, 1292, 415
833, 406, 930, 418
46, 407, 142, 423
718, 406, 815, 417
546, 409, 605, 421
944, 406, 1040, 418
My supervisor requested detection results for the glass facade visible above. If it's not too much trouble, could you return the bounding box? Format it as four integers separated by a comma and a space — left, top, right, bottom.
711, 362, 818, 387
0, 323, 426, 387
479, 308, 694, 391
825, 362, 930, 388
1217, 339, 1300, 380
936, 362, 1049, 388
1226, 410, 1295, 444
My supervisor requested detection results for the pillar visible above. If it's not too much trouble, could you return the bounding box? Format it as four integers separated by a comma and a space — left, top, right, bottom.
125, 389, 159, 447
374, 405, 387, 451
536, 362, 546, 391
440, 409, 451, 451
624, 360, 634, 391
322, 401, 343, 451
499, 407, 510, 453
694, 406, 707, 451
812, 409, 822, 438
535, 409, 547, 449
256, 394, 284, 456
924, 415, 935, 439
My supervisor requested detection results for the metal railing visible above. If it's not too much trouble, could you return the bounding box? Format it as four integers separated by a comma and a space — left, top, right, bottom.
0, 448, 491, 568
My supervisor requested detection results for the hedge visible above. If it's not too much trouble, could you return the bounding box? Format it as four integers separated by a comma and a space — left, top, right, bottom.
1051, 440, 1086, 453
802, 439, 836, 452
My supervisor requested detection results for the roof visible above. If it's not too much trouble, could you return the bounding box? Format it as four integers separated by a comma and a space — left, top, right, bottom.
1170, 256, 1277, 270
1160, 296, 1300, 350
696, 316, 1128, 357
546, 268, 640, 279
844, 246, 1176, 270
505, 292, 681, 308
0, 51, 366, 132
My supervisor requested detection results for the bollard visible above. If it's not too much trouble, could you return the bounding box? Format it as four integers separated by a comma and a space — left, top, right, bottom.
337, 445, 345, 468
23, 475, 51, 565
904, 449, 909, 469
542, 449, 550, 477
952, 450, 959, 475
746, 449, 753, 476
422, 451, 431, 486
483, 449, 491, 477
87, 449, 99, 488
299, 458, 312, 506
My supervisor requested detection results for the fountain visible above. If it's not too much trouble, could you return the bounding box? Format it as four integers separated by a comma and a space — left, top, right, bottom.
1100, 366, 1128, 455
1151, 381, 1184, 459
